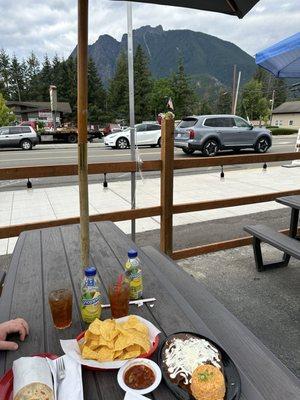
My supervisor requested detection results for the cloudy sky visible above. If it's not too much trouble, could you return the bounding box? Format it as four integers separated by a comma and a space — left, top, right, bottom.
0, 0, 299, 60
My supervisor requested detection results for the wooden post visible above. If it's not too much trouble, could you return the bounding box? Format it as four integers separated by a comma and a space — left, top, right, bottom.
160, 114, 174, 256
77, 0, 90, 269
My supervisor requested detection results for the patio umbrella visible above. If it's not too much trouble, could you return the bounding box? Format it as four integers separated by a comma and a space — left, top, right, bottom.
77, 0, 260, 268
255, 32, 300, 78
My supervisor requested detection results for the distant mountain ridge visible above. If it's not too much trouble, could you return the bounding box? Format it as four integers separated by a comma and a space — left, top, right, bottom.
71, 25, 256, 90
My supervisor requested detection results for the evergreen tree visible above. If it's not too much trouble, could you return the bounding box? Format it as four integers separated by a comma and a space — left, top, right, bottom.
216, 89, 232, 114
107, 52, 129, 121
9, 55, 26, 101
149, 78, 174, 117
40, 55, 53, 100
134, 45, 152, 122
26, 52, 41, 100
0, 93, 15, 125
0, 49, 10, 98
171, 59, 197, 118
88, 57, 108, 123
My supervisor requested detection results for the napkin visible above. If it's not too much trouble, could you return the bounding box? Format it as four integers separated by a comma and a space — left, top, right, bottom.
47, 355, 84, 400
124, 392, 150, 400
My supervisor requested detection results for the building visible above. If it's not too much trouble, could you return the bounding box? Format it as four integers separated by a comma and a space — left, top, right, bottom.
6, 101, 72, 126
271, 101, 300, 128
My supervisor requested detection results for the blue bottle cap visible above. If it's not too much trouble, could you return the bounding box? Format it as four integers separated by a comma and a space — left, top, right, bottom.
128, 249, 138, 258
84, 266, 97, 277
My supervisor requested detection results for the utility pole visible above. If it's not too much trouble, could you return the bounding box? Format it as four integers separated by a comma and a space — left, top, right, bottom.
231, 65, 237, 114
49, 85, 57, 131
233, 71, 241, 115
270, 90, 275, 125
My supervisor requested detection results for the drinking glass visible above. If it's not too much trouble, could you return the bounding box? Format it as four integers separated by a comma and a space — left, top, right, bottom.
48, 289, 73, 329
108, 282, 130, 319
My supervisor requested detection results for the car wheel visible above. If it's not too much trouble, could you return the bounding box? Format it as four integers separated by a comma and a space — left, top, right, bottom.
202, 139, 219, 157
20, 139, 32, 150
68, 134, 77, 143
116, 137, 129, 149
182, 148, 195, 155
254, 137, 271, 153
157, 137, 161, 148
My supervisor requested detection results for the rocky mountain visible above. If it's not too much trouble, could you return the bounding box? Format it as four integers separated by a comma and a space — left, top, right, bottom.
71, 25, 256, 90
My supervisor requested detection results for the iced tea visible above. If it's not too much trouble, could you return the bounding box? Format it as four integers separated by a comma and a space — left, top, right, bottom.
109, 282, 130, 319
48, 289, 72, 329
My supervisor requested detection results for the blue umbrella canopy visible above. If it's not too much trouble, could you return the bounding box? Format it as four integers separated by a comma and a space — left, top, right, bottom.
115, 0, 259, 18
256, 32, 300, 78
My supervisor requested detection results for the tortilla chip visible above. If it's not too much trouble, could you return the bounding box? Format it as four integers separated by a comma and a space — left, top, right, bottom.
82, 346, 99, 361
97, 346, 115, 361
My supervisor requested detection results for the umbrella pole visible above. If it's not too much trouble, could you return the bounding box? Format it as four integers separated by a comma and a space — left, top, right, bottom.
127, 1, 136, 241
77, 0, 90, 269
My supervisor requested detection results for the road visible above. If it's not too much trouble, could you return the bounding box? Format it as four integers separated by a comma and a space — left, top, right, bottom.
0, 135, 297, 190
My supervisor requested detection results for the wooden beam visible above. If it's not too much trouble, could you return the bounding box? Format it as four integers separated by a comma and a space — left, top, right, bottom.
0, 206, 161, 239
171, 228, 295, 260
173, 189, 300, 214
174, 152, 300, 170
0, 160, 161, 181
78, 0, 89, 268
160, 114, 174, 256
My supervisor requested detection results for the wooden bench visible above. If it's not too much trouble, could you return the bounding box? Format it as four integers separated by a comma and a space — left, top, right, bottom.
244, 224, 300, 271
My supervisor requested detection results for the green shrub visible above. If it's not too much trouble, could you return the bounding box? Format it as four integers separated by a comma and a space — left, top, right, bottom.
266, 125, 279, 129
269, 127, 298, 135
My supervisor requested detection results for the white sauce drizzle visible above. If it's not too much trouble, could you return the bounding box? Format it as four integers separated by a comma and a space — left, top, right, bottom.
164, 337, 221, 385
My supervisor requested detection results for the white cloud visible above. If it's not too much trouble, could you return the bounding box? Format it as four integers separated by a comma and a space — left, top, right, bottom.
0, 0, 299, 60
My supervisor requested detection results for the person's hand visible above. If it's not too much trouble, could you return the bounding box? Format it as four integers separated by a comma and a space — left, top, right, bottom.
0, 318, 29, 351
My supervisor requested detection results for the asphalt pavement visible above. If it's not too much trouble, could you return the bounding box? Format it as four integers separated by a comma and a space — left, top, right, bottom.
0, 135, 297, 191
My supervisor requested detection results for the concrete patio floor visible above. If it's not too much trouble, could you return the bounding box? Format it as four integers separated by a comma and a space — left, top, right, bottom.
2, 164, 300, 255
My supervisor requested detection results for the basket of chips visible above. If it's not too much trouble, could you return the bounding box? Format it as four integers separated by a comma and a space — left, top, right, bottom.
60, 315, 160, 370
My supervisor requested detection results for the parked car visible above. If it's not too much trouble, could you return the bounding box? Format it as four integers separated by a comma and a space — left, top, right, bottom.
0, 126, 39, 150
104, 123, 161, 149
174, 115, 272, 156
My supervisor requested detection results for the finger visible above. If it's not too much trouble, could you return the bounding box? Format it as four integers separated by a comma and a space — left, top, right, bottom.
0, 340, 18, 351
17, 319, 29, 336
17, 324, 27, 341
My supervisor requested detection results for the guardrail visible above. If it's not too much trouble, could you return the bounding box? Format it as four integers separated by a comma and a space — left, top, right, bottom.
1, 127, 300, 259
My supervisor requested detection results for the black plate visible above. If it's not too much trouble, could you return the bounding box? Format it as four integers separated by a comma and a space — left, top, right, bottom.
158, 332, 241, 400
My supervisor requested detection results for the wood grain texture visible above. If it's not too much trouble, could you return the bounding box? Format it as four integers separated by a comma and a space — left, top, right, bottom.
160, 116, 174, 256
142, 245, 300, 400
0, 160, 161, 181
1, 222, 299, 399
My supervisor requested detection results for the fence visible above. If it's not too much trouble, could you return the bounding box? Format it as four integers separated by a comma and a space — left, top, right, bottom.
1, 120, 300, 259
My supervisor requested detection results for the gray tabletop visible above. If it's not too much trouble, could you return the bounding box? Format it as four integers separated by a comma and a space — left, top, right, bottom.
0, 222, 299, 399
276, 195, 300, 210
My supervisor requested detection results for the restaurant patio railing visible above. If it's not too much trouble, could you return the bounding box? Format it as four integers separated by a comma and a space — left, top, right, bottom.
1, 123, 300, 260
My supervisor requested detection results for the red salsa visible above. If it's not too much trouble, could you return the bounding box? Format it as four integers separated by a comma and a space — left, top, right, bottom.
124, 364, 155, 389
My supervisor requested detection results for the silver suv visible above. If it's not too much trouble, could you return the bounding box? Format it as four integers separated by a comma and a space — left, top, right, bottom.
0, 126, 39, 150
174, 115, 272, 156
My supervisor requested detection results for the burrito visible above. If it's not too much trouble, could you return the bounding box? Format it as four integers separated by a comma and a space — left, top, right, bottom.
13, 357, 54, 400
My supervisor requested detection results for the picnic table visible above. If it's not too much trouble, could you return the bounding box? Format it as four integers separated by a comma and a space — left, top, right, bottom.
0, 221, 299, 399
276, 195, 300, 238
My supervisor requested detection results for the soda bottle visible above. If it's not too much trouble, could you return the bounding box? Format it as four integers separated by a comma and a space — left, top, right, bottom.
124, 249, 143, 300
80, 266, 102, 323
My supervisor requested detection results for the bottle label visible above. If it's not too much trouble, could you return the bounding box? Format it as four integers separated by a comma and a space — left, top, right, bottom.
82, 295, 101, 306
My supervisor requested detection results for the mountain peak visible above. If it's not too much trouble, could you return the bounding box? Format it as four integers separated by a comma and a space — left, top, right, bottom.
75, 25, 255, 88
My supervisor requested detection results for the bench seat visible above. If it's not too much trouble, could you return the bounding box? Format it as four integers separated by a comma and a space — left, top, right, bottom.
244, 224, 300, 271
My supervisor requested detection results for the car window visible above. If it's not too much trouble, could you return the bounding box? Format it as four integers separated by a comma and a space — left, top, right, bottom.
178, 118, 198, 129
9, 127, 22, 134
135, 124, 147, 132
21, 127, 32, 133
204, 118, 220, 127
146, 124, 160, 131
0, 127, 9, 135
234, 117, 250, 128
204, 117, 235, 127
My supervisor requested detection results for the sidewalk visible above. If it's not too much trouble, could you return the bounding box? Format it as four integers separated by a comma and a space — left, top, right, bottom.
1, 164, 300, 255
